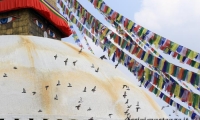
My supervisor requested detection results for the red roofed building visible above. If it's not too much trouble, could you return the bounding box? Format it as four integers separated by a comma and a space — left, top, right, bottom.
0, 0, 72, 40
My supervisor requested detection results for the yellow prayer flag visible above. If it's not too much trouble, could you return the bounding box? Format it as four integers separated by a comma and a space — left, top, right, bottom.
117, 15, 122, 22
128, 21, 134, 30
159, 59, 165, 70
188, 51, 198, 59
156, 90, 161, 97
187, 71, 192, 83
141, 28, 147, 37
194, 62, 199, 69
144, 68, 150, 80
174, 84, 180, 97
106, 7, 111, 15
153, 35, 161, 47
143, 52, 149, 62
158, 76, 163, 89
170, 43, 179, 52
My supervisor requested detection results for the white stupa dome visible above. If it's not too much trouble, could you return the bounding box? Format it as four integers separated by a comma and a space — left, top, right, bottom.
0, 35, 167, 120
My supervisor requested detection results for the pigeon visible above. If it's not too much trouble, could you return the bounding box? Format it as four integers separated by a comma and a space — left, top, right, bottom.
125, 99, 129, 104
115, 63, 119, 68
3, 73, 7, 77
32, 92, 36, 95
78, 97, 83, 103
127, 86, 130, 90
22, 88, 26, 93
108, 114, 113, 118
64, 58, 68, 66
136, 102, 139, 106
38, 109, 42, 112
68, 83, 72, 87
126, 115, 131, 120
127, 105, 132, 108
75, 104, 81, 110
87, 107, 91, 111
123, 85, 127, 89
91, 64, 94, 68
124, 109, 129, 115
100, 55, 107, 60
83, 87, 86, 92
54, 94, 58, 100
54, 54, 57, 60
91, 86, 96, 92
123, 91, 127, 98
88, 117, 93, 120
73, 60, 77, 66
139, 84, 142, 87
13, 67, 17, 69
136, 107, 140, 112
161, 105, 169, 110
45, 86, 49, 90
95, 67, 99, 72
57, 80, 61, 86
79, 48, 82, 54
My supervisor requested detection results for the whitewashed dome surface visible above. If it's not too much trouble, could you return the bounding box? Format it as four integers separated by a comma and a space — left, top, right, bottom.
0, 35, 167, 120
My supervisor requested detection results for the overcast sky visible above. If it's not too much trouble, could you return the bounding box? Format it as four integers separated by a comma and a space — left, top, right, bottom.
60, 0, 200, 119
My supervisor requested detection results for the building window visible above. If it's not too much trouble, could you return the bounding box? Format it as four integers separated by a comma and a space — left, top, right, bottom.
43, 119, 48, 120
14, 119, 19, 120
0, 119, 4, 120
57, 119, 62, 120
29, 119, 34, 120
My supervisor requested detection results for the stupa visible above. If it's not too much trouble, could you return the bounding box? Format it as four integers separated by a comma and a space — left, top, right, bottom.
0, 0, 167, 119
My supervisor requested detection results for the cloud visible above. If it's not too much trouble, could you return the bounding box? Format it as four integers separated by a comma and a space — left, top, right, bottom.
133, 0, 200, 51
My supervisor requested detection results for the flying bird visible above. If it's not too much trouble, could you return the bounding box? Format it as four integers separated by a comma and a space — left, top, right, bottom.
125, 99, 129, 104
123, 85, 127, 89
169, 114, 171, 116
91, 64, 94, 68
22, 88, 26, 93
115, 63, 119, 68
124, 109, 129, 115
79, 48, 83, 54
123, 91, 127, 98
13, 67, 17, 69
64, 58, 68, 66
78, 97, 83, 103
45, 86, 49, 90
108, 114, 113, 118
161, 105, 169, 110
3, 73, 7, 77
88, 117, 93, 120
57, 80, 61, 86
173, 110, 175, 113
54, 54, 57, 60
87, 107, 91, 111
75, 104, 81, 110
95, 67, 99, 72
73, 60, 77, 66
136, 107, 140, 112
68, 83, 72, 87
100, 55, 107, 60
127, 86, 130, 90
91, 86, 96, 92
38, 109, 42, 112
127, 105, 132, 108
54, 94, 58, 100
32, 92, 36, 95
136, 102, 139, 106
83, 87, 86, 92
